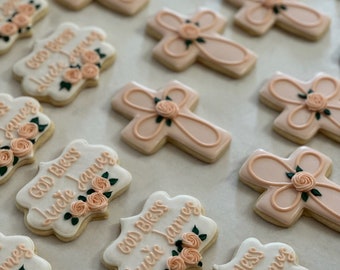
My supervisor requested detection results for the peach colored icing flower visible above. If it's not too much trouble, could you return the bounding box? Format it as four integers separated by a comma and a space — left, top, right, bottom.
63, 68, 82, 84
167, 256, 186, 270
178, 24, 200, 40
0, 149, 14, 167
291, 171, 316, 192
10, 138, 33, 157
16, 4, 36, 16
0, 22, 18, 36
70, 200, 89, 217
91, 176, 111, 192
81, 50, 100, 64
155, 100, 179, 119
181, 232, 201, 249
87, 192, 108, 211
180, 247, 202, 265
17, 123, 38, 140
81, 63, 99, 79
305, 93, 328, 112
12, 13, 31, 28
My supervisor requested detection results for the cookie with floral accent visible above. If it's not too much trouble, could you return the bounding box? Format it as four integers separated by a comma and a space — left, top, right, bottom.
213, 237, 307, 270
260, 72, 340, 144
103, 191, 217, 270
112, 80, 231, 163
55, 0, 149, 15
0, 232, 52, 270
0, 94, 54, 184
225, 0, 330, 41
239, 147, 340, 232
146, 8, 257, 78
16, 139, 132, 241
13, 22, 116, 106
0, 0, 48, 54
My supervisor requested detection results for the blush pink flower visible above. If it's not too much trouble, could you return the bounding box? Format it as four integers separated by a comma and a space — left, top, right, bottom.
81, 50, 100, 64
70, 200, 89, 217
10, 138, 33, 157
0, 22, 18, 36
167, 256, 186, 270
16, 4, 36, 16
12, 13, 31, 28
81, 63, 99, 79
180, 247, 202, 265
181, 232, 201, 249
87, 192, 108, 211
0, 149, 14, 167
91, 176, 111, 193
17, 123, 38, 140
63, 68, 82, 84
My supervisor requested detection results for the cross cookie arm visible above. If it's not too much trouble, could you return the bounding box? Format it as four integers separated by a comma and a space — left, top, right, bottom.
112, 81, 231, 163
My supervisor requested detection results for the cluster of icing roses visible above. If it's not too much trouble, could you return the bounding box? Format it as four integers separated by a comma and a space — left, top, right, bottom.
64, 171, 118, 226
0, 117, 47, 176
0, 1, 41, 42
166, 226, 207, 270
60, 48, 106, 91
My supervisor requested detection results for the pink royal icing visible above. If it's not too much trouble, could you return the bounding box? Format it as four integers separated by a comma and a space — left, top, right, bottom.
111, 81, 231, 163
239, 147, 340, 231
260, 72, 340, 144
147, 8, 257, 78
226, 0, 330, 40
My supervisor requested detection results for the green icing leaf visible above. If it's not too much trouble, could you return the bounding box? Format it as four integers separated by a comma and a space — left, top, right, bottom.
36, 4, 41, 10
30, 117, 39, 125
286, 172, 295, 179
64, 212, 72, 220
103, 191, 112, 198
102, 171, 109, 179
0, 146, 10, 150
19, 265, 25, 270
13, 156, 19, 166
156, 115, 163, 123
71, 217, 79, 225
192, 225, 199, 235
95, 48, 106, 59
280, 4, 287, 10
315, 112, 321, 120
78, 195, 87, 202
297, 93, 307, 99
29, 139, 36, 145
166, 119, 172, 127
38, 124, 48, 132
165, 96, 172, 101
87, 188, 95, 195
301, 192, 309, 202
172, 250, 179, 256
273, 5, 279, 14
308, 89, 314, 94
154, 97, 161, 104
109, 178, 118, 185
196, 37, 205, 43
59, 81, 72, 91
311, 189, 322, 197
0, 166, 7, 176
324, 109, 331, 116
199, 234, 207, 241
198, 261, 203, 267
185, 39, 193, 49
295, 166, 303, 172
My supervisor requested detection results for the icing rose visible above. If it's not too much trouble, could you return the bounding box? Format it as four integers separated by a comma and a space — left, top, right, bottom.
12, 14, 31, 28
291, 171, 316, 192
16, 4, 36, 16
70, 200, 89, 217
91, 176, 111, 193
180, 247, 202, 265
17, 123, 39, 140
81, 50, 100, 64
178, 24, 200, 40
305, 93, 328, 112
155, 100, 179, 119
0, 22, 18, 36
262, 0, 282, 8
182, 232, 201, 249
86, 192, 108, 211
63, 68, 82, 84
167, 256, 186, 270
0, 149, 14, 167
81, 63, 99, 79
10, 138, 33, 158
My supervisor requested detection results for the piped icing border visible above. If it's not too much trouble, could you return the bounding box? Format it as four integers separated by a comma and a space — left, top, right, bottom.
260, 72, 340, 143
16, 139, 132, 241
103, 191, 217, 270
111, 80, 231, 163
213, 237, 307, 270
147, 8, 257, 78
239, 146, 340, 231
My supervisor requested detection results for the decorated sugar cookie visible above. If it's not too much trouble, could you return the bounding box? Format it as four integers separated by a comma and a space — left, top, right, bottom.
239, 147, 340, 232
103, 191, 218, 270
54, 0, 149, 15
0, 0, 48, 54
260, 72, 340, 144
146, 8, 257, 78
16, 139, 132, 242
0, 94, 53, 184
0, 232, 51, 270
111, 80, 231, 163
225, 0, 330, 40
13, 22, 116, 106
213, 237, 307, 270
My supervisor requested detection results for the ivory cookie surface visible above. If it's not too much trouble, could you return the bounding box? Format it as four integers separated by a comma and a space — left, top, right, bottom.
103, 191, 218, 270
13, 22, 116, 106
16, 139, 132, 241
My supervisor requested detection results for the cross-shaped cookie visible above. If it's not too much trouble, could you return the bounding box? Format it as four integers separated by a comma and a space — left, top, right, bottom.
146, 8, 257, 78
225, 0, 330, 40
112, 81, 231, 163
